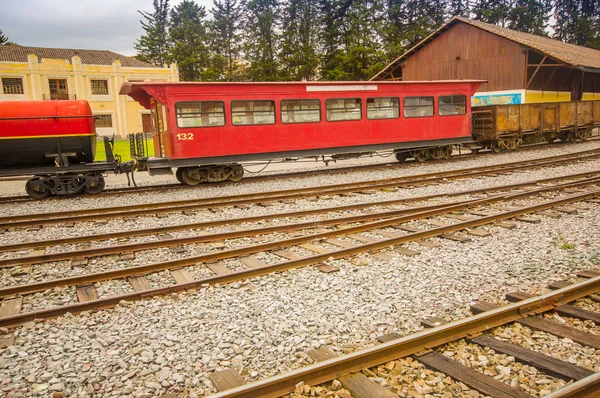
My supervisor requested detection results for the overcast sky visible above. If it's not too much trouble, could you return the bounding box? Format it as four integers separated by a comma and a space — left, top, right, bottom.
0, 0, 213, 56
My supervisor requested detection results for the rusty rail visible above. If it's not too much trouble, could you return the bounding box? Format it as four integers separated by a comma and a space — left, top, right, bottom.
0, 186, 598, 328
1, 148, 599, 229
208, 275, 600, 398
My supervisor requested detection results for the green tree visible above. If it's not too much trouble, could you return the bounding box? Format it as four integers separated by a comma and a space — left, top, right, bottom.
508, 0, 552, 35
447, 0, 471, 17
0, 29, 9, 45
279, 0, 321, 80
340, 0, 387, 80
135, 0, 171, 66
208, 0, 245, 81
244, 0, 280, 81
319, 0, 352, 80
169, 0, 209, 81
383, 0, 445, 62
472, 0, 511, 25
554, 0, 600, 49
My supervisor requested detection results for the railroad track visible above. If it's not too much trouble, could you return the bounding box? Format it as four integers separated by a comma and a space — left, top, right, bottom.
207, 272, 600, 397
0, 138, 598, 204
1, 170, 599, 266
2, 147, 600, 229
0, 174, 598, 331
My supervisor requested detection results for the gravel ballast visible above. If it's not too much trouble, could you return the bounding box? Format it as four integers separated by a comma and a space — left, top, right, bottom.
1, 144, 600, 397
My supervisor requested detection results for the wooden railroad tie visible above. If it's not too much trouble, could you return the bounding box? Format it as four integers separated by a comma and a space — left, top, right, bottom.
376, 327, 532, 398
307, 347, 395, 398
209, 368, 246, 392
0, 297, 22, 348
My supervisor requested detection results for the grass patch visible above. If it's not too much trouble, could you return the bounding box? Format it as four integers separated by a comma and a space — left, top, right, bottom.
95, 137, 154, 162
552, 234, 576, 250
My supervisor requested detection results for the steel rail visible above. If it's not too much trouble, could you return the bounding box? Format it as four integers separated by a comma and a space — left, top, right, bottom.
207, 276, 600, 398
1, 148, 599, 229
544, 373, 600, 398
0, 187, 598, 328
3, 169, 600, 256
2, 172, 600, 268
1, 180, 599, 297
0, 200, 477, 268
0, 139, 597, 205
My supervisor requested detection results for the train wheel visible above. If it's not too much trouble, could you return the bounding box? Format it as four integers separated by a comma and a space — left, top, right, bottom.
395, 152, 409, 163
181, 169, 201, 186
568, 130, 578, 142
580, 128, 592, 141
491, 140, 503, 153
415, 150, 428, 163
84, 174, 105, 194
431, 148, 444, 160
175, 168, 185, 184
228, 164, 244, 182
25, 178, 50, 199
443, 146, 453, 159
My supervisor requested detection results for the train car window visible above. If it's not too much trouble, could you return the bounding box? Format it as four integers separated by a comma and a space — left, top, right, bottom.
231, 100, 275, 125
404, 97, 434, 118
281, 99, 320, 123
176, 101, 225, 128
326, 98, 361, 121
438, 95, 467, 116
367, 97, 399, 119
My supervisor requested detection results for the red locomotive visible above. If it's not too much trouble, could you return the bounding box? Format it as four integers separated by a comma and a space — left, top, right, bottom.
0, 100, 131, 198
121, 80, 484, 184
0, 100, 96, 167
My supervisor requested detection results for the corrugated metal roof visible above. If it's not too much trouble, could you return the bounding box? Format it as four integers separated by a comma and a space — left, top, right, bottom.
372, 16, 600, 80
0, 45, 158, 68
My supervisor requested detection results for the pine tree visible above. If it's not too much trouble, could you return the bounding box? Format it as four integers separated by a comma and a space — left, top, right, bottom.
208, 0, 245, 81
554, 0, 600, 49
472, 0, 511, 26
508, 0, 551, 35
319, 0, 353, 80
447, 0, 471, 17
169, 0, 209, 81
0, 29, 9, 45
340, 0, 387, 80
135, 0, 171, 66
383, 0, 445, 62
244, 0, 280, 81
279, 0, 321, 81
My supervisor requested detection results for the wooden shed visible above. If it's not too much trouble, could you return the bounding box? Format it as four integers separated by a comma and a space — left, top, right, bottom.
371, 17, 600, 105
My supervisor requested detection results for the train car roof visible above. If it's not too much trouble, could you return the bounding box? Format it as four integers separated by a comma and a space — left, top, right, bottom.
120, 80, 487, 109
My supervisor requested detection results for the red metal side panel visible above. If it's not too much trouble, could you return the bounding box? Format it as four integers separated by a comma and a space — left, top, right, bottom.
135, 81, 480, 161
0, 100, 96, 139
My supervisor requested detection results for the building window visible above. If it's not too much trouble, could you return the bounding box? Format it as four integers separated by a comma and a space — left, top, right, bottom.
231, 100, 275, 126
367, 97, 399, 120
2, 78, 24, 95
439, 95, 467, 116
326, 98, 361, 121
95, 114, 113, 128
281, 99, 320, 124
90, 79, 109, 95
404, 96, 434, 118
176, 101, 225, 128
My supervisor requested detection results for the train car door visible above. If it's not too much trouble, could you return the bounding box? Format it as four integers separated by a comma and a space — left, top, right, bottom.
150, 98, 167, 157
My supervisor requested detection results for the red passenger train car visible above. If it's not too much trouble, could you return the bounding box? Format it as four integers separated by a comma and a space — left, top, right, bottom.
121, 80, 484, 185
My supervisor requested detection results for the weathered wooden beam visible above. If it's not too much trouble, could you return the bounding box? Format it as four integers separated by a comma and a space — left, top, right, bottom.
526, 55, 547, 89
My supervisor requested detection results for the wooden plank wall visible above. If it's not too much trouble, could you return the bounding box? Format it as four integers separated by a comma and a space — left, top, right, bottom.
402, 23, 526, 92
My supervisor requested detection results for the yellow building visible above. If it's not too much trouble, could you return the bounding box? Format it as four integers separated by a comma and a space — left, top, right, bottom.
0, 45, 179, 137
